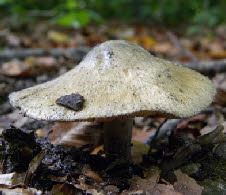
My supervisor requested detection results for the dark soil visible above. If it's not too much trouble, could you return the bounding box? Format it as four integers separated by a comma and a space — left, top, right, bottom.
0, 126, 142, 192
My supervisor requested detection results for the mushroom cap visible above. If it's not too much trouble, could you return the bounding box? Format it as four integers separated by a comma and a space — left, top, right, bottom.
9, 40, 216, 122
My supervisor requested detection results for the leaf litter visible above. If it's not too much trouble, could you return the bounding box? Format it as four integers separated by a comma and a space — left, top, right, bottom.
0, 23, 225, 194
0, 122, 224, 194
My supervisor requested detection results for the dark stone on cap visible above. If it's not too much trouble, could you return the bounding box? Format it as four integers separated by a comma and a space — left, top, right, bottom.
56, 93, 85, 111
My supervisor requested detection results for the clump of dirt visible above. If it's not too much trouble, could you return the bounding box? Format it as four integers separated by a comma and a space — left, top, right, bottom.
0, 126, 42, 173
0, 126, 141, 192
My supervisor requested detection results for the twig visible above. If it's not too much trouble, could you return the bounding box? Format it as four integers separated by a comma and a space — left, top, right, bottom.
147, 119, 168, 144
180, 59, 226, 73
144, 106, 225, 145
166, 31, 226, 73
0, 47, 89, 61
145, 119, 183, 145
167, 31, 198, 62
1, 47, 225, 73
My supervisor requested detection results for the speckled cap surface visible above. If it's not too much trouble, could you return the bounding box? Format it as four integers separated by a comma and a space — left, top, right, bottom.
9, 40, 216, 121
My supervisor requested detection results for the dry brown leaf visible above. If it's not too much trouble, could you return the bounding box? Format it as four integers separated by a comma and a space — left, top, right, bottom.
91, 145, 104, 155
25, 56, 57, 69
126, 35, 155, 50
152, 42, 178, 56
47, 31, 70, 44
132, 127, 155, 142
38, 122, 77, 142
151, 184, 181, 195
123, 166, 160, 193
174, 169, 203, 195
50, 183, 83, 195
6, 34, 21, 47
140, 35, 156, 50
1, 60, 27, 77
82, 165, 103, 183
209, 50, 226, 59
0, 172, 25, 187
0, 56, 57, 77
213, 73, 226, 91
52, 122, 102, 148
123, 167, 181, 194
0, 110, 33, 130
213, 88, 226, 106
0, 187, 42, 195
24, 150, 46, 186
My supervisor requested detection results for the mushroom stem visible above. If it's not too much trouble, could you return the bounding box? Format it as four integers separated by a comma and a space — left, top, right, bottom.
103, 118, 133, 161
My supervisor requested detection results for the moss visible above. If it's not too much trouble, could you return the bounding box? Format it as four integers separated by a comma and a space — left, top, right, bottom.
180, 163, 201, 176
199, 179, 226, 195
193, 156, 226, 182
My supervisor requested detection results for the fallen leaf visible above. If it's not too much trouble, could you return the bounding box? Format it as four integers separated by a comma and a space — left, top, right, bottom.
209, 50, 226, 59
91, 145, 104, 155
50, 122, 102, 148
174, 169, 203, 195
115, 27, 135, 39
0, 60, 27, 77
140, 35, 156, 50
123, 167, 180, 195
25, 56, 57, 69
126, 35, 155, 50
50, 183, 83, 195
213, 88, 226, 106
24, 150, 46, 186
6, 34, 21, 47
0, 187, 42, 195
0, 57, 58, 77
0, 172, 25, 187
103, 185, 120, 194
152, 42, 177, 56
213, 73, 226, 91
82, 164, 103, 183
132, 127, 154, 143
0, 109, 33, 130
126, 166, 160, 192
151, 184, 181, 195
48, 31, 70, 44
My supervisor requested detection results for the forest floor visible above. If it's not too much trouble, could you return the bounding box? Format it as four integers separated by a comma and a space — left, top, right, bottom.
0, 22, 225, 194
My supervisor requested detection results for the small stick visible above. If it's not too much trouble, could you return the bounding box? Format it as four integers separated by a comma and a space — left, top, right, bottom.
167, 31, 198, 62
0, 47, 89, 61
180, 59, 226, 73
145, 119, 183, 145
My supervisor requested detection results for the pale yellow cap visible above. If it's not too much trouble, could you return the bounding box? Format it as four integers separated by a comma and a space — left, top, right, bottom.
9, 40, 216, 122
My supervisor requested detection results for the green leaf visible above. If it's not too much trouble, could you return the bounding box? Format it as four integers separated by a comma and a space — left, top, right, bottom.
66, 0, 77, 9
56, 11, 90, 28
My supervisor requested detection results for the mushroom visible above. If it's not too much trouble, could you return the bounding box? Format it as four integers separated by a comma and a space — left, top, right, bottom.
9, 40, 216, 162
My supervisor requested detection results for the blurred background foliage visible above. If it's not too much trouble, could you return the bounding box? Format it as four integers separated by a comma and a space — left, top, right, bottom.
0, 0, 225, 31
